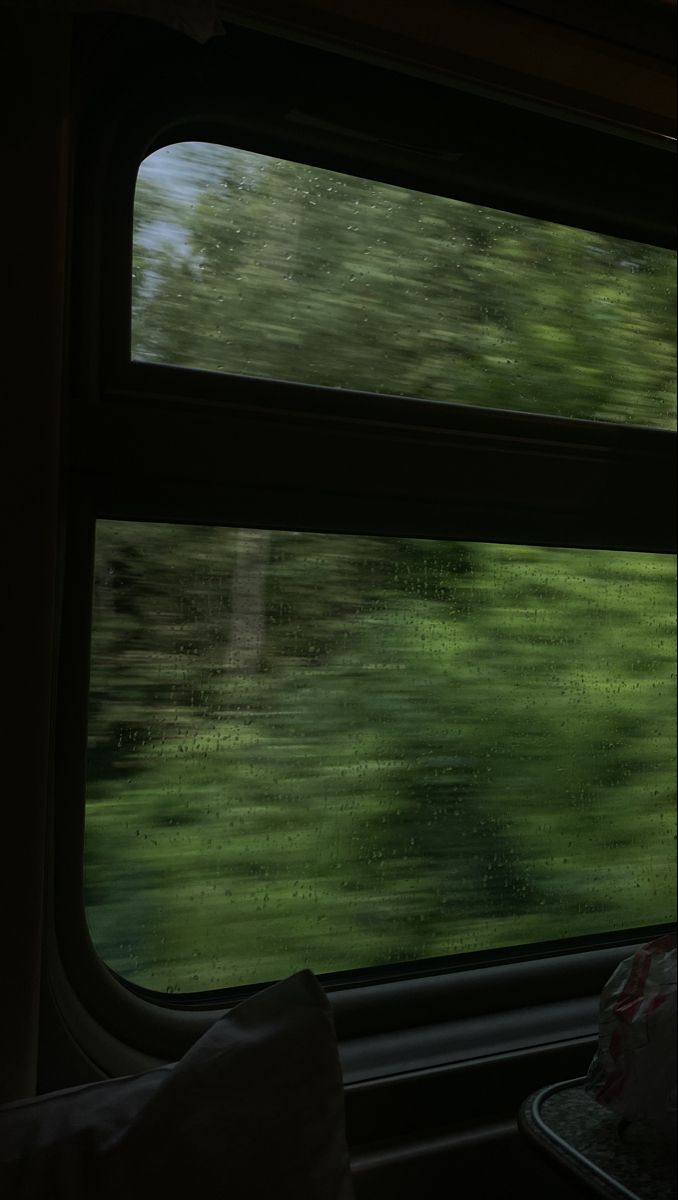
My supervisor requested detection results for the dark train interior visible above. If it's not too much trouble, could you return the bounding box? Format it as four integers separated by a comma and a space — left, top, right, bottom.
2, 3, 676, 1197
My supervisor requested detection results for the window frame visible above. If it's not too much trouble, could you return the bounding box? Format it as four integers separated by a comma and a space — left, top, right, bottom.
53, 15, 677, 1064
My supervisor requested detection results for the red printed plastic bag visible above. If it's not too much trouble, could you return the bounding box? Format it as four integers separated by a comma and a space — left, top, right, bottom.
586, 933, 676, 1139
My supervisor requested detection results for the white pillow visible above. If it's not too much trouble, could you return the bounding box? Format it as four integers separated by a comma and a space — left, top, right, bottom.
0, 970, 354, 1198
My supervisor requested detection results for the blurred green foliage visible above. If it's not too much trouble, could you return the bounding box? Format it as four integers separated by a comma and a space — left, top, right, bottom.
132, 142, 676, 428
85, 144, 676, 994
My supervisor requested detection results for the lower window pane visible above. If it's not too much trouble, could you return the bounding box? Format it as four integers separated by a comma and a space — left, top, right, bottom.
85, 522, 676, 992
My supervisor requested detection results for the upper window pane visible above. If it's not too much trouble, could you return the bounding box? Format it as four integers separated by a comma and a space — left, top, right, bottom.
132, 141, 676, 430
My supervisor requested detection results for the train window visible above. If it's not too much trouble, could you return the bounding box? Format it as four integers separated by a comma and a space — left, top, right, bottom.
85, 519, 676, 994
61, 22, 675, 1027
132, 141, 677, 431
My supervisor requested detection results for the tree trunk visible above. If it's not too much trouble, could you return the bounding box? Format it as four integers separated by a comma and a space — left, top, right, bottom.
225, 528, 270, 673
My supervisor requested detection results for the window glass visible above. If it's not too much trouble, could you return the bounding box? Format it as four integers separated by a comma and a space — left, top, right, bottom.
132, 142, 677, 430
85, 521, 676, 993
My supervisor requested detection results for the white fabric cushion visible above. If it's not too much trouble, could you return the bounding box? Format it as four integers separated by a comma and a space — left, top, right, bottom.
0, 970, 354, 1198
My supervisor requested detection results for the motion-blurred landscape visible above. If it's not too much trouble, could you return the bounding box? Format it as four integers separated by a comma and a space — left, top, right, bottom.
84, 143, 676, 994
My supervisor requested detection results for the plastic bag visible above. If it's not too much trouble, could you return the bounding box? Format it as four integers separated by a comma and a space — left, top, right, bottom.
586, 932, 676, 1139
